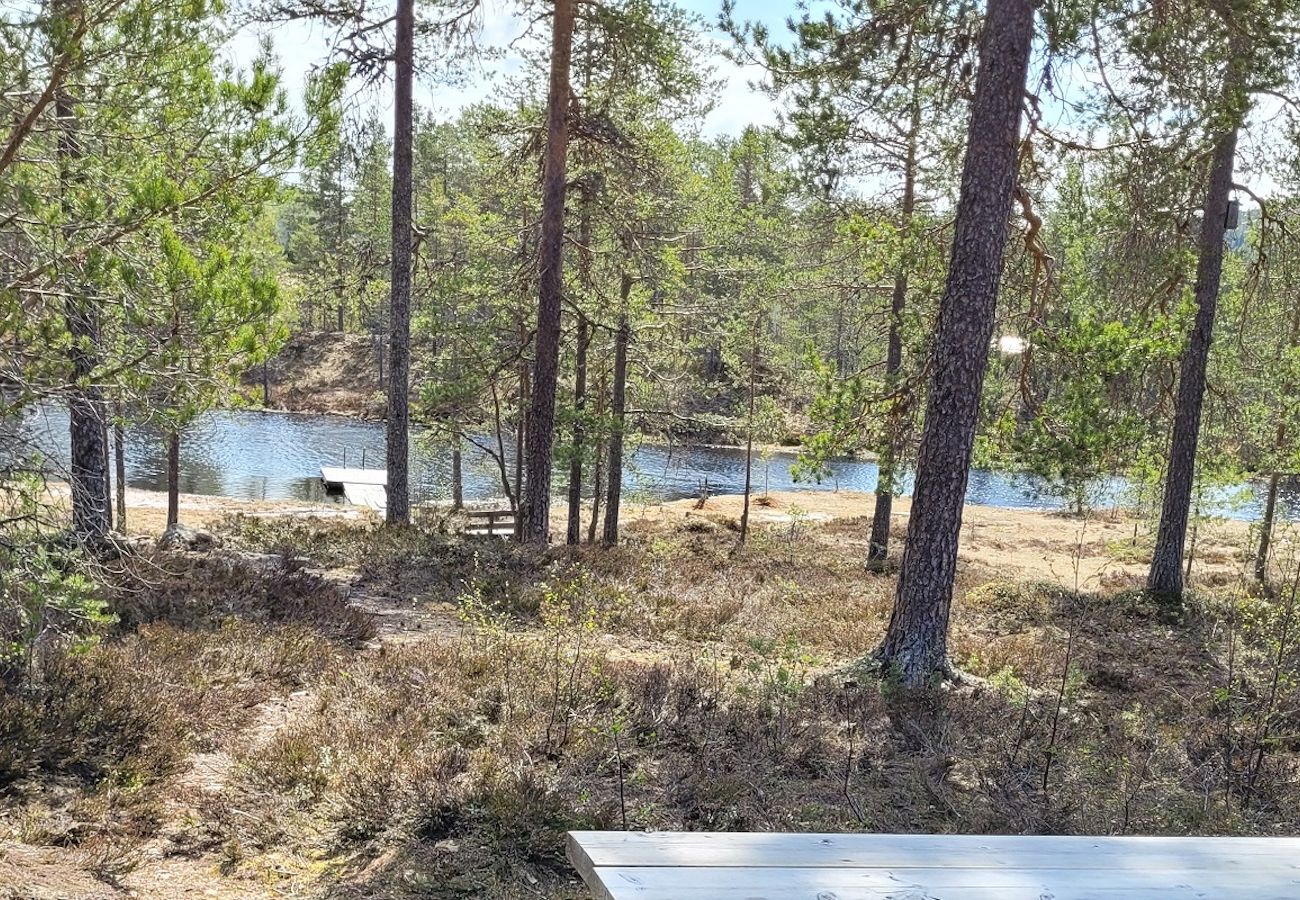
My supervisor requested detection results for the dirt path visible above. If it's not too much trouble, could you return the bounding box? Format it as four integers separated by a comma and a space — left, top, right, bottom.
0, 552, 438, 900
346, 590, 466, 645
104, 560, 462, 898
1, 688, 325, 900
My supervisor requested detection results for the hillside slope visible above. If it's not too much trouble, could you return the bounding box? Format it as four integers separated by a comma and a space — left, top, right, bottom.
249, 331, 386, 418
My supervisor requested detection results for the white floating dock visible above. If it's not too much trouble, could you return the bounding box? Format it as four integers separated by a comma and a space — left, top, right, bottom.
321, 467, 387, 511
342, 482, 387, 510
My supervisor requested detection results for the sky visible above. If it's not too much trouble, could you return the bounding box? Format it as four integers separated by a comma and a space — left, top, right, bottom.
222, 0, 1295, 199
225, 0, 795, 139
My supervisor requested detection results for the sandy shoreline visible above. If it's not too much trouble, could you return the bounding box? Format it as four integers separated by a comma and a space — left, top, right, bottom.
37, 483, 1265, 591
650, 489, 1261, 587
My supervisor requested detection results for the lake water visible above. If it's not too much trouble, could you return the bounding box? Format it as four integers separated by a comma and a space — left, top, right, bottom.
6, 405, 1298, 522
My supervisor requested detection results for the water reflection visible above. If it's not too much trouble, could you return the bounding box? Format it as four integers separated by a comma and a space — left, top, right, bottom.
7, 405, 1298, 523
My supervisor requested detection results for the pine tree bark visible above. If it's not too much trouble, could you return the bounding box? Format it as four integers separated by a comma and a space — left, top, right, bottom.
874, 0, 1034, 686
451, 440, 464, 511
336, 154, 346, 333
739, 323, 759, 545
166, 430, 180, 528
1256, 465, 1280, 584
1253, 247, 1300, 582
385, 0, 414, 526
515, 351, 528, 509
566, 167, 595, 546
602, 291, 630, 546
566, 314, 589, 545
868, 94, 921, 568
1255, 318, 1300, 582
113, 406, 126, 532
588, 375, 606, 543
57, 31, 111, 545
1147, 125, 1239, 597
520, 0, 577, 544
66, 397, 111, 542
588, 440, 603, 543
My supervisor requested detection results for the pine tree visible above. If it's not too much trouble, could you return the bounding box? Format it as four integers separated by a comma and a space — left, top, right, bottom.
520, 0, 578, 544
386, 0, 415, 526
875, 0, 1035, 686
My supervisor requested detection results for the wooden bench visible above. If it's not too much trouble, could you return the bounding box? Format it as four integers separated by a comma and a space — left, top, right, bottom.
566, 831, 1300, 899
463, 507, 516, 537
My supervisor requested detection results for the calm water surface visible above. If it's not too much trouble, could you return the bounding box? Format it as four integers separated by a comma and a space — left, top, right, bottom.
7, 405, 1298, 522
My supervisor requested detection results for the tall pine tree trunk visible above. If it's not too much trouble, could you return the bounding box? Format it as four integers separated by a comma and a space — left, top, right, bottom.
57, 42, 110, 544
520, 0, 577, 544
515, 353, 528, 511
65, 319, 111, 543
868, 94, 921, 568
113, 402, 125, 532
166, 430, 180, 528
1256, 465, 1281, 584
602, 287, 630, 546
738, 321, 760, 545
567, 315, 589, 545
1253, 253, 1299, 583
588, 439, 604, 543
588, 368, 606, 543
451, 439, 464, 511
566, 168, 595, 546
385, 0, 414, 526
336, 153, 347, 333
1148, 125, 1239, 597
875, 0, 1034, 687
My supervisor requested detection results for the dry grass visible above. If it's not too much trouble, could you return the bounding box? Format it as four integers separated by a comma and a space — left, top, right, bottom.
109, 548, 375, 644
6, 497, 1300, 898
0, 547, 373, 897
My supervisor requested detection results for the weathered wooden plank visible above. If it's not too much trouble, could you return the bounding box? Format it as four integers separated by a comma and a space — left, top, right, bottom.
569, 831, 1300, 899
568, 832, 1300, 872
320, 466, 387, 487
585, 865, 1300, 900
568, 830, 604, 892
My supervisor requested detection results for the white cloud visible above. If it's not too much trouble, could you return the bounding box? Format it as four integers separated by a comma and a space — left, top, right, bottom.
701, 57, 779, 138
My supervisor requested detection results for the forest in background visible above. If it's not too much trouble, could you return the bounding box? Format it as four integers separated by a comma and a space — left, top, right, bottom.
7, 0, 1300, 541
6, 0, 1300, 676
